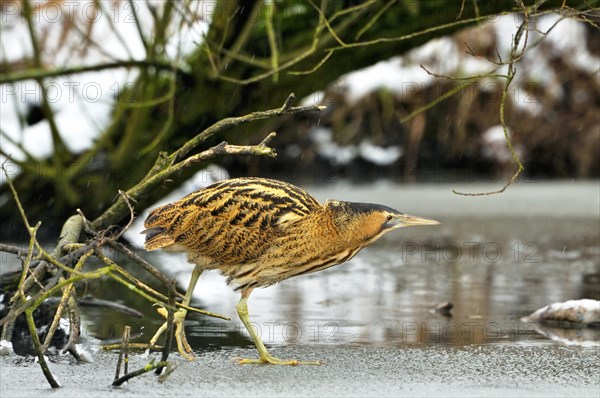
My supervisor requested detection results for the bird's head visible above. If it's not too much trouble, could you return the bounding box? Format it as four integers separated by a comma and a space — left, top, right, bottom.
325, 200, 439, 244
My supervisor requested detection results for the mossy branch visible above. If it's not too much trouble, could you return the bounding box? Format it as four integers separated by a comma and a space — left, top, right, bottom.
112, 360, 173, 386
25, 308, 61, 388
40, 250, 91, 352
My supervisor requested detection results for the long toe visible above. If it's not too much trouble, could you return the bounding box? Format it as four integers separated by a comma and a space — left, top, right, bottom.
150, 321, 168, 346
174, 320, 195, 361
151, 307, 196, 360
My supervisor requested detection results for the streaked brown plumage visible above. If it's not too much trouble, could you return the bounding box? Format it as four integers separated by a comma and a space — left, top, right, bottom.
143, 177, 438, 364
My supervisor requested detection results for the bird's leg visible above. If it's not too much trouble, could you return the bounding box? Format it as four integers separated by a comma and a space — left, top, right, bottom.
150, 265, 203, 361
234, 289, 321, 366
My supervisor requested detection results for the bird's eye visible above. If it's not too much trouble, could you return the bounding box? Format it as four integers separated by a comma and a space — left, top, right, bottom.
386, 215, 393, 221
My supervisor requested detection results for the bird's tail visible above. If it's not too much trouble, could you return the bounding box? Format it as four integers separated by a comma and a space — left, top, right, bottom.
142, 203, 178, 250
141, 226, 174, 250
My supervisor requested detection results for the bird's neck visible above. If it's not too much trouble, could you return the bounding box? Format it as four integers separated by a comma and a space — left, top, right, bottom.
323, 208, 384, 251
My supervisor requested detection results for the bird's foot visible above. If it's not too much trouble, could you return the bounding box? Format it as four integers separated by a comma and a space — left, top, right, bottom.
233, 355, 322, 366
150, 307, 195, 361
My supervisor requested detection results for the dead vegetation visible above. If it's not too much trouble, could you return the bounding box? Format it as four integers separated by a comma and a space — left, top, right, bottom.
0, 94, 324, 388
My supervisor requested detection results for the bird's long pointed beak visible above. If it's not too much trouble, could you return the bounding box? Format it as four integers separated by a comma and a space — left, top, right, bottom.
401, 214, 440, 226
387, 213, 440, 228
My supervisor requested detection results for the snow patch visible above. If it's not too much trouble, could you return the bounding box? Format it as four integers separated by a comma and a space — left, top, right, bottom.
522, 299, 600, 324
301, 13, 599, 121
359, 139, 402, 166
481, 125, 521, 164
309, 127, 357, 165
547, 249, 582, 260
74, 344, 94, 363
340, 57, 433, 103
59, 317, 70, 333
0, 1, 215, 177
0, 340, 14, 356
539, 14, 599, 74
299, 90, 325, 107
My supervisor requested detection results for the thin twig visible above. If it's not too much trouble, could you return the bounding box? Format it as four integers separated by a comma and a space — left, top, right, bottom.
0, 232, 86, 339
112, 360, 170, 386
156, 283, 176, 375
173, 96, 324, 162
265, 1, 279, 82
123, 326, 131, 375
327, 14, 495, 51
420, 64, 509, 80
12, 222, 40, 303
25, 308, 61, 388
92, 253, 227, 318
21, 267, 113, 315
307, 0, 347, 47
128, 0, 149, 52
140, 69, 177, 154
96, 251, 174, 307
64, 295, 81, 356
398, 80, 476, 124
112, 190, 137, 241
452, 73, 524, 196
281, 93, 297, 111
355, 0, 395, 40
106, 241, 175, 294
0, 243, 36, 256
114, 335, 125, 382
40, 251, 92, 353
330, 0, 378, 22
0, 60, 188, 85
91, 97, 325, 231
1, 162, 33, 230
453, 5, 529, 196
22, 0, 70, 166
1, 161, 42, 341
411, 3, 534, 196
102, 342, 162, 351
288, 51, 333, 75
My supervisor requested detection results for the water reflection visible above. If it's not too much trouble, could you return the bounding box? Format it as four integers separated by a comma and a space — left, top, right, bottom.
77, 218, 599, 351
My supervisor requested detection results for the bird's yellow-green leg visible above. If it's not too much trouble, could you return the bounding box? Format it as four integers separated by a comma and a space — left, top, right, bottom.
150, 265, 203, 361
234, 289, 321, 366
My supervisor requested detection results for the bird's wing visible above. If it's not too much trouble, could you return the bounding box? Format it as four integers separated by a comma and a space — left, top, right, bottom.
143, 178, 321, 264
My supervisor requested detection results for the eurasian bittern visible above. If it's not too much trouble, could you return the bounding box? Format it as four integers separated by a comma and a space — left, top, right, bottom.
143, 177, 438, 364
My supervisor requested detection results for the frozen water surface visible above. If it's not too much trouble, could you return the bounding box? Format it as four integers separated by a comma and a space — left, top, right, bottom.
1, 181, 598, 396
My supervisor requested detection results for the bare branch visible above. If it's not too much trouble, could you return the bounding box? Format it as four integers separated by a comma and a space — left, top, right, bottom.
0, 243, 36, 258
41, 251, 92, 353
91, 99, 325, 232
420, 64, 509, 80
327, 14, 494, 51
25, 308, 60, 388
156, 286, 176, 375
112, 360, 172, 387
307, 0, 347, 47
113, 325, 131, 382
0, 60, 188, 85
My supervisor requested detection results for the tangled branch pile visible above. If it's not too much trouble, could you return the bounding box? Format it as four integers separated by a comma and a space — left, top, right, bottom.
0, 95, 324, 388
